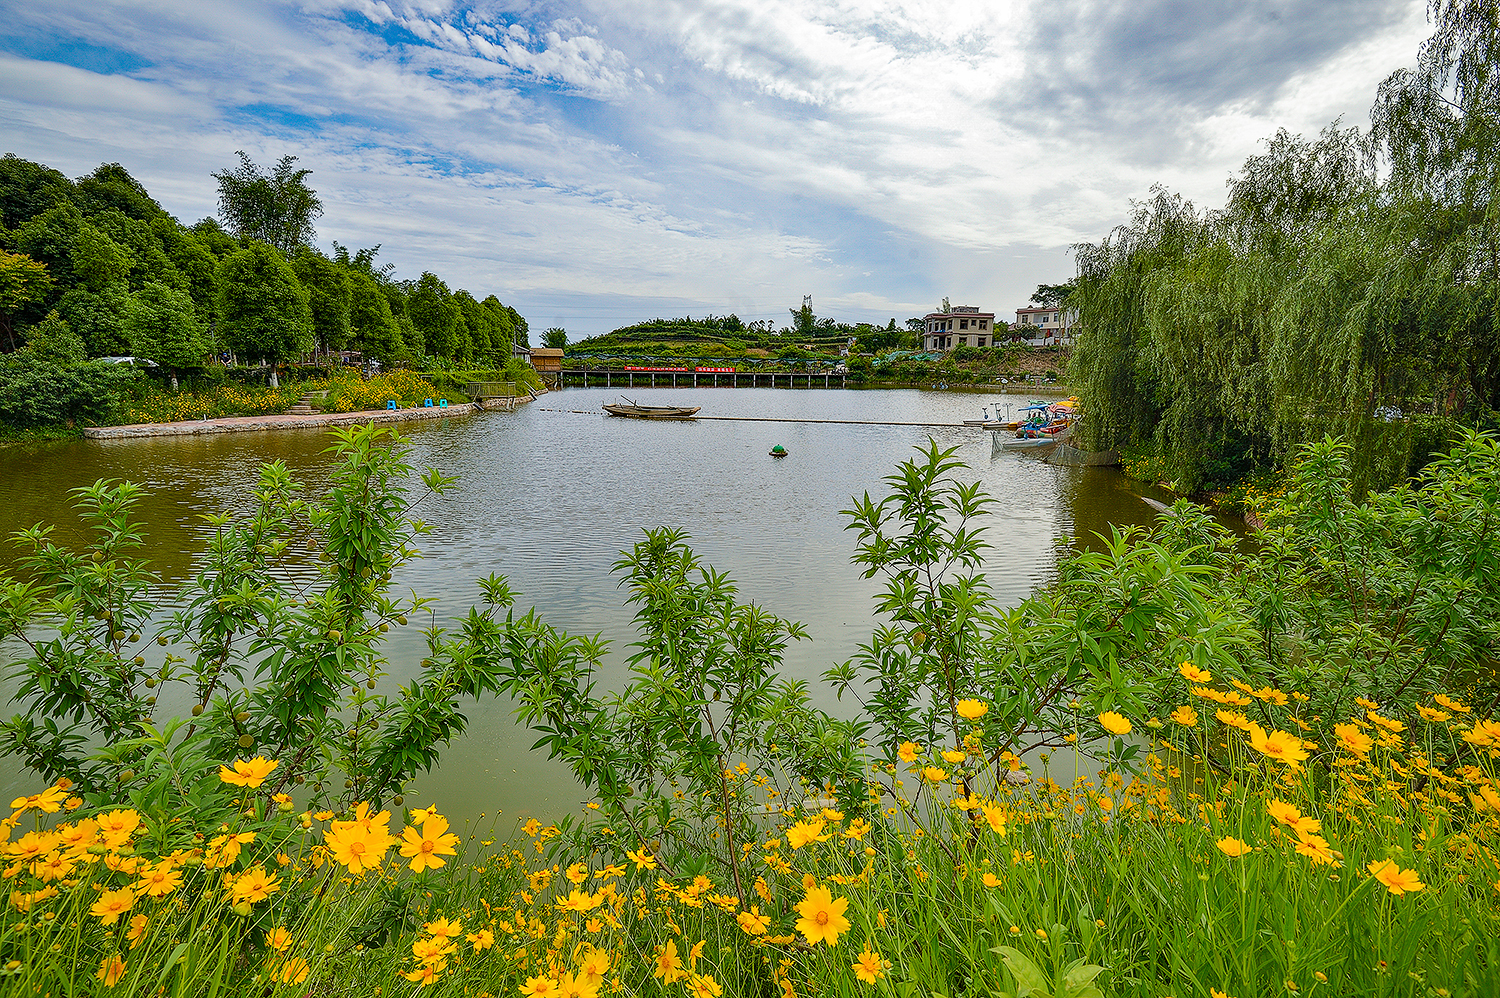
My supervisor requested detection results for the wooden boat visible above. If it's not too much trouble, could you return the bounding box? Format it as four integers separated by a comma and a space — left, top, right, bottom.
602, 402, 700, 419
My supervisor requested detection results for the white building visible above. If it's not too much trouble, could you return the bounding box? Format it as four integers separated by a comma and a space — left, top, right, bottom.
922, 306, 997, 351
1012, 306, 1077, 345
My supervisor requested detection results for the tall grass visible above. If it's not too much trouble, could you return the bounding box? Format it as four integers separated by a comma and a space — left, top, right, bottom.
4, 676, 1496, 996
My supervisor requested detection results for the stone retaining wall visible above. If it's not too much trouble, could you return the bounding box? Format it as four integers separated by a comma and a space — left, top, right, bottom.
83, 397, 527, 440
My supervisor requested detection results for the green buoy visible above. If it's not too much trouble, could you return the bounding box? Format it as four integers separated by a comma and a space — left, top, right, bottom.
770, 444, 788, 457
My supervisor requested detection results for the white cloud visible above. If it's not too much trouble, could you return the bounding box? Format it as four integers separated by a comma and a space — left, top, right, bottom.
0, 0, 1435, 333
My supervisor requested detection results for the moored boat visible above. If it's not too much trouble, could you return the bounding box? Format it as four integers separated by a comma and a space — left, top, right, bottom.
602, 401, 701, 419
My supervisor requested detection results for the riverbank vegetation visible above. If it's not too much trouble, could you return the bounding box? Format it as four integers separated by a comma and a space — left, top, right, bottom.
1, 422, 1498, 995
1071, 2, 1499, 497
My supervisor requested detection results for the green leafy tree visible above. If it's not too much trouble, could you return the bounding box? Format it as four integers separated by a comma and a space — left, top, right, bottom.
215, 241, 313, 384
56, 284, 132, 357
291, 247, 352, 352
542, 327, 567, 349
123, 282, 209, 388
212, 151, 323, 256
0, 154, 73, 232
0, 425, 494, 807
471, 527, 864, 889
407, 272, 458, 360
18, 310, 85, 365
152, 218, 221, 323
347, 269, 403, 364
73, 162, 167, 222
69, 222, 134, 291
0, 249, 54, 352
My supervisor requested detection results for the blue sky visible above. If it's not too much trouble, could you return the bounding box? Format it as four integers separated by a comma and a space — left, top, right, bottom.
0, 0, 1431, 338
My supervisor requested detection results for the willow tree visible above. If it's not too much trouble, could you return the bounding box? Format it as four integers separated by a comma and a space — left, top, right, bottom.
1070, 2, 1499, 493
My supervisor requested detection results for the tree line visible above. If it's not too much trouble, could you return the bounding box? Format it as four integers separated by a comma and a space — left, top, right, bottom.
0, 153, 529, 388
1069, 0, 1499, 493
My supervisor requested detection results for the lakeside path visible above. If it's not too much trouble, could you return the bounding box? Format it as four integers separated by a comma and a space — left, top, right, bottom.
82, 397, 528, 440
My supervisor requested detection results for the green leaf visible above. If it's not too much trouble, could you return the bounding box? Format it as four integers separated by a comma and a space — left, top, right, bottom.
993, 946, 1050, 998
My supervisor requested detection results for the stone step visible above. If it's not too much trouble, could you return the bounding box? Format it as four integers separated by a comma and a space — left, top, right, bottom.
286, 405, 317, 415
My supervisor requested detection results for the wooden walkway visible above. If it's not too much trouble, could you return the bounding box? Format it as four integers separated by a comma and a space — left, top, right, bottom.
561, 369, 847, 389
536, 408, 967, 429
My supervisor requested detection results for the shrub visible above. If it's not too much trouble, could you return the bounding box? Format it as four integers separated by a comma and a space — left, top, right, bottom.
0, 356, 142, 428
327, 370, 445, 411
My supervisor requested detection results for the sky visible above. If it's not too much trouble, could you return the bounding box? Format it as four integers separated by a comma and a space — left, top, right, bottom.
0, 0, 1434, 338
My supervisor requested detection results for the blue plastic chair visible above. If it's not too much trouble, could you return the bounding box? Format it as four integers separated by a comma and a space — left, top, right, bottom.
438, 399, 448, 408
386, 400, 398, 410
423, 398, 434, 407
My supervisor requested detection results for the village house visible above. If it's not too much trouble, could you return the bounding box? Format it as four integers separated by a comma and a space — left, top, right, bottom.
921, 306, 997, 351
1012, 306, 1078, 345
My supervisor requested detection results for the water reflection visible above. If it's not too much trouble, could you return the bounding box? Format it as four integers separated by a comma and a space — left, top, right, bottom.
0, 388, 1201, 825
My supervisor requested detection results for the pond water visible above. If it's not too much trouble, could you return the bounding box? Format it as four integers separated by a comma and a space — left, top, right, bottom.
0, 387, 1178, 827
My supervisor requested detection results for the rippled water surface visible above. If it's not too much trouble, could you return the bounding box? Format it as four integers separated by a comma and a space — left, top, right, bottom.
0, 387, 1172, 825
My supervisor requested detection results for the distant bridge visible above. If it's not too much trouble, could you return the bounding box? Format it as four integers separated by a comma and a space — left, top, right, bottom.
559, 368, 847, 389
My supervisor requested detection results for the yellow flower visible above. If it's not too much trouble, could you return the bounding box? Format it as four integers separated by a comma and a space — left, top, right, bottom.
277, 957, 310, 985
412, 937, 456, 965
96, 809, 141, 848
324, 804, 395, 874
1334, 723, 1374, 756
467, 929, 495, 951
522, 818, 543, 837
126, 914, 149, 948
941, 749, 967, 764
852, 946, 887, 984
921, 766, 949, 784
577, 946, 610, 988
91, 888, 135, 926
1293, 831, 1339, 866
794, 885, 850, 946
1215, 837, 1251, 858
1098, 712, 1131, 735
231, 866, 281, 904
786, 819, 830, 850
897, 741, 919, 763
265, 927, 294, 952
425, 916, 463, 939
96, 953, 127, 988
1366, 710, 1405, 733
1462, 719, 1500, 747
204, 831, 256, 869
982, 872, 1002, 888
979, 801, 1007, 835
1434, 694, 1469, 713
134, 861, 182, 898
1416, 705, 1451, 723
737, 906, 771, 935
9, 785, 68, 815
565, 862, 589, 885
218, 757, 278, 788
1367, 859, 1424, 895
556, 888, 602, 913
626, 848, 657, 870
400, 814, 460, 873
842, 818, 871, 840
1179, 662, 1212, 683
1216, 710, 1253, 732
955, 699, 988, 720
406, 964, 442, 987
1248, 725, 1308, 770
653, 940, 687, 983
1170, 705, 1198, 727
